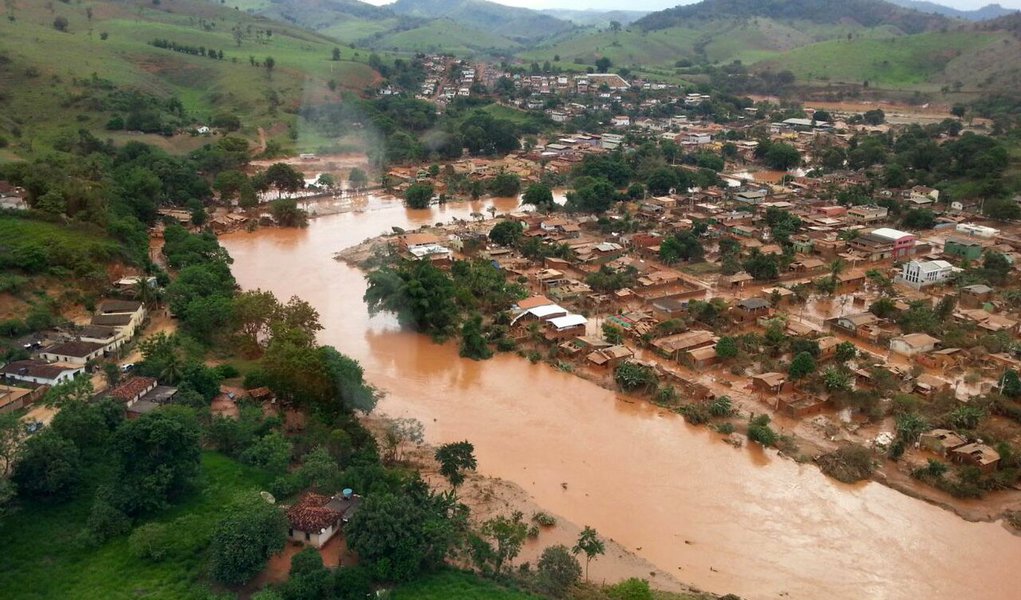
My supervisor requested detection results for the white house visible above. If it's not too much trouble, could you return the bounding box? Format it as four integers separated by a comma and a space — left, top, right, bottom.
78, 325, 127, 351
287, 491, 361, 548
1, 360, 84, 386
897, 260, 956, 289
955, 223, 1000, 239
611, 115, 631, 128
38, 341, 107, 365
94, 300, 147, 338
890, 333, 941, 356
682, 133, 713, 146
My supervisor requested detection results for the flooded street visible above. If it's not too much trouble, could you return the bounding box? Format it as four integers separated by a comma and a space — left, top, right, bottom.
221, 194, 1020, 600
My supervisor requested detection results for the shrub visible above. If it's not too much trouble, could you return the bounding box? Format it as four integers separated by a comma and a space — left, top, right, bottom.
537, 544, 582, 598
532, 511, 557, 527
679, 403, 711, 425
129, 522, 175, 561
79, 495, 131, 547
817, 444, 875, 483
747, 414, 778, 447
214, 364, 240, 379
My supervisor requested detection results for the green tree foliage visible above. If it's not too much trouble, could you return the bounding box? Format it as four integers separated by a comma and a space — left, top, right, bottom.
709, 395, 733, 417
348, 168, 369, 190
764, 142, 801, 170
487, 173, 521, 197
209, 492, 288, 586
459, 110, 521, 156
897, 301, 939, 335
869, 297, 898, 319
743, 250, 780, 281
788, 351, 817, 380
270, 198, 308, 228
50, 398, 123, 451
365, 261, 459, 339
606, 578, 654, 600
863, 109, 886, 125
586, 265, 637, 293
538, 544, 582, 597
44, 376, 94, 407
645, 167, 678, 196
659, 231, 704, 264
404, 183, 434, 209
715, 336, 738, 359
459, 314, 492, 360
522, 183, 555, 210
835, 341, 857, 363
823, 366, 852, 392
347, 485, 460, 581
895, 412, 928, 444
614, 361, 658, 393
602, 322, 623, 345
817, 444, 875, 483
566, 177, 617, 213
1002, 369, 1021, 398
12, 431, 81, 501
574, 154, 632, 187
765, 207, 802, 243
239, 431, 292, 476
434, 440, 477, 488
475, 511, 529, 575
488, 220, 524, 247
264, 163, 304, 196
901, 208, 936, 230
983, 197, 1020, 222
572, 525, 605, 582
111, 408, 201, 515
982, 251, 1011, 285
0, 413, 21, 479
747, 414, 778, 447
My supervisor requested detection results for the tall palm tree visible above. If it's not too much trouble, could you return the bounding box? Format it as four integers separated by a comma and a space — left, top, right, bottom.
828, 258, 847, 292
134, 277, 155, 309
160, 351, 184, 384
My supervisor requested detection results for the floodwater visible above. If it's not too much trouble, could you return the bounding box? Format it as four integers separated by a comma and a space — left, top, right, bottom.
221, 193, 1020, 600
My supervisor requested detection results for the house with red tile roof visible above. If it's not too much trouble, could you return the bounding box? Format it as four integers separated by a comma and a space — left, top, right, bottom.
287, 491, 362, 548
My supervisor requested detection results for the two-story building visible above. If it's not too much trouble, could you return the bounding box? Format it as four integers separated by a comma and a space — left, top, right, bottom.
897, 260, 956, 289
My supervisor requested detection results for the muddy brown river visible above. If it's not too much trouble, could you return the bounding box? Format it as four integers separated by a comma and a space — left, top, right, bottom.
221, 194, 1019, 600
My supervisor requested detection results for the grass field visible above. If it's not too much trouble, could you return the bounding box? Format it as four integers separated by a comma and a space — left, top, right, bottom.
389, 571, 541, 600
523, 17, 1015, 93
0, 0, 378, 157
0, 452, 270, 600
761, 31, 1004, 88
0, 216, 124, 270
366, 19, 521, 54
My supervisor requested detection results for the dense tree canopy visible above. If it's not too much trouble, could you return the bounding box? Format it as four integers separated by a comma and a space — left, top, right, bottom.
209, 492, 288, 586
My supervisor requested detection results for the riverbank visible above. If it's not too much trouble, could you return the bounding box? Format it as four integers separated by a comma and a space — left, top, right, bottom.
336, 231, 1021, 533
360, 415, 717, 596
221, 199, 1021, 600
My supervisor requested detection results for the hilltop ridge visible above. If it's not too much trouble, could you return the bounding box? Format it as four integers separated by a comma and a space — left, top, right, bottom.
634, 0, 951, 33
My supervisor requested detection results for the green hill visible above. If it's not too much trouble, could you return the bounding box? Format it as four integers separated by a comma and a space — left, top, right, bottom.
389, 0, 575, 43
757, 29, 1016, 90
525, 2, 1021, 94
227, 0, 410, 42
0, 0, 378, 158
634, 0, 951, 34
364, 18, 523, 54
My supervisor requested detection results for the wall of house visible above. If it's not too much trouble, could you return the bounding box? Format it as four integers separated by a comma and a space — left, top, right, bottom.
288, 524, 336, 548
